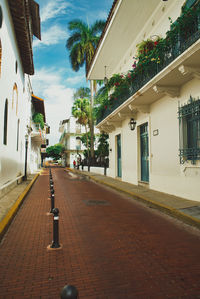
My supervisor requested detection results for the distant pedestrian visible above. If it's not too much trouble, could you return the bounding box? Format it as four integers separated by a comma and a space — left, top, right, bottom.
73, 160, 76, 169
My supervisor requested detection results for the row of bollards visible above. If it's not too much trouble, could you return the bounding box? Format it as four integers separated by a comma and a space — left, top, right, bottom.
49, 168, 60, 249
49, 168, 79, 298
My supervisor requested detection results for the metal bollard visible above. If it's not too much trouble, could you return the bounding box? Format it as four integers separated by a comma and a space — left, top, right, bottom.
50, 192, 55, 213
60, 285, 78, 299
50, 183, 54, 193
50, 180, 53, 188
51, 208, 60, 248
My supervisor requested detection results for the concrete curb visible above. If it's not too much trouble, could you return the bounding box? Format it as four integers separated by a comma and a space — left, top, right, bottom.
66, 168, 200, 230
0, 172, 40, 240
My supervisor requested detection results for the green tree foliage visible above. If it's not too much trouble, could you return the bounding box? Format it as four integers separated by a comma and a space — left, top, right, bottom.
72, 97, 90, 127
80, 132, 96, 157
96, 132, 109, 158
46, 144, 64, 160
73, 87, 91, 101
66, 19, 106, 159
72, 97, 90, 155
32, 113, 44, 129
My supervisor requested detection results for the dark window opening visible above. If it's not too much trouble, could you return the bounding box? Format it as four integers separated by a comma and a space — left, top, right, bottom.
3, 99, 8, 145
17, 119, 20, 151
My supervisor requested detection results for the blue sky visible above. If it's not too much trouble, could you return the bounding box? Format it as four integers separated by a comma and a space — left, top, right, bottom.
32, 0, 113, 145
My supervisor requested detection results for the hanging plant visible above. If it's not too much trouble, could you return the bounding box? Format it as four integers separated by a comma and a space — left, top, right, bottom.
32, 112, 44, 129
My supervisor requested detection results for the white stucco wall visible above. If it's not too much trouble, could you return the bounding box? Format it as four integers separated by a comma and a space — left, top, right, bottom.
0, 1, 40, 189
0, 0, 26, 187
149, 79, 200, 201
108, 76, 200, 201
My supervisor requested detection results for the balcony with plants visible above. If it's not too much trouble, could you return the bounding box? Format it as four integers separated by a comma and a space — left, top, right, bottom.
95, 1, 200, 125
31, 112, 46, 141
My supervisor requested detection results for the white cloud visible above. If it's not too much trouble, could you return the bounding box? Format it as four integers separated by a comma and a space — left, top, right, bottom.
40, 0, 71, 23
33, 25, 68, 48
32, 68, 74, 145
66, 75, 85, 85
96, 10, 108, 20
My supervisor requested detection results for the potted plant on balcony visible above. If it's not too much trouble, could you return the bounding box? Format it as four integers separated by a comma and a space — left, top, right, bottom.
32, 113, 44, 130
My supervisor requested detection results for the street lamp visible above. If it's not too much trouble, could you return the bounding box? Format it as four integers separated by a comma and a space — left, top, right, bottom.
24, 134, 28, 180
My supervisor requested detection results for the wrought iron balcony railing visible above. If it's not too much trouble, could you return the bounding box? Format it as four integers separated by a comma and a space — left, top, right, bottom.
96, 6, 200, 125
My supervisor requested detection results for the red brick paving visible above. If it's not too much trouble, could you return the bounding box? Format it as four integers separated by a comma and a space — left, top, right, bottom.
0, 168, 200, 298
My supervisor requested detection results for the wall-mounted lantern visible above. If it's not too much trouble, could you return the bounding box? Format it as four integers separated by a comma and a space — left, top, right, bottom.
128, 118, 137, 131
104, 66, 108, 85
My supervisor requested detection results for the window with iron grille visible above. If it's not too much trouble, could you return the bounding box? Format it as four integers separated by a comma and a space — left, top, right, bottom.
178, 96, 200, 164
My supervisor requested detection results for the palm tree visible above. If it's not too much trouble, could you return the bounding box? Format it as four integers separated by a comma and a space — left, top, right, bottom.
66, 19, 106, 159
66, 19, 105, 73
72, 97, 90, 156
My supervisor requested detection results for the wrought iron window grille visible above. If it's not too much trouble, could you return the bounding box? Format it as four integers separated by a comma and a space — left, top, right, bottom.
178, 96, 200, 164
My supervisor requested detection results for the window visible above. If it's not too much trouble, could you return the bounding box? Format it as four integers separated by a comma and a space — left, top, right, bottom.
16, 119, 20, 151
12, 83, 18, 115
3, 99, 8, 145
75, 122, 81, 134
0, 5, 2, 29
76, 138, 81, 150
178, 96, 200, 164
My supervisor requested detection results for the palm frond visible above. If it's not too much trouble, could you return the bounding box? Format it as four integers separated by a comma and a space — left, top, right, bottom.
95, 85, 108, 105
66, 32, 81, 50
68, 19, 87, 32
69, 43, 84, 72
91, 20, 106, 36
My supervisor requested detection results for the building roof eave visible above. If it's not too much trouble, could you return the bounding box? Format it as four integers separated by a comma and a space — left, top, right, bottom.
8, 0, 41, 75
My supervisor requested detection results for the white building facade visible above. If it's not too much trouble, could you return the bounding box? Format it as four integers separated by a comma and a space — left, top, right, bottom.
87, 0, 200, 201
59, 116, 100, 168
29, 94, 49, 173
59, 117, 88, 167
0, 0, 42, 195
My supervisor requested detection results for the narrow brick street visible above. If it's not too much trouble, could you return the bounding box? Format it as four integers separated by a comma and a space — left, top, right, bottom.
0, 168, 200, 298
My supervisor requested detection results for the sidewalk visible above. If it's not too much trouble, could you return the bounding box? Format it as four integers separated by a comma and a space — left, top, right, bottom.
0, 172, 40, 240
68, 168, 200, 229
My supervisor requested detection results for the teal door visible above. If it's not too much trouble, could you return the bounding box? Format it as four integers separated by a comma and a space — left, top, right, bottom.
140, 123, 149, 182
117, 134, 122, 177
